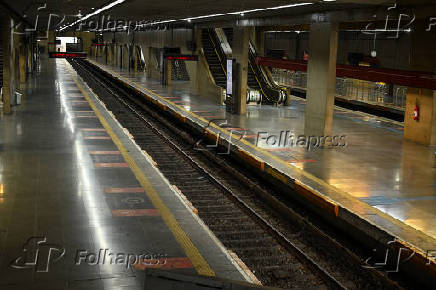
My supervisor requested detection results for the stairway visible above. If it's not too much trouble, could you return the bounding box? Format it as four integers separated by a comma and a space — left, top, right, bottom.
201, 29, 226, 88
171, 59, 190, 81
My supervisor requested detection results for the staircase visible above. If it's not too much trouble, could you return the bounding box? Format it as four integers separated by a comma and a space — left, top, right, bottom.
201, 29, 226, 87
171, 59, 190, 81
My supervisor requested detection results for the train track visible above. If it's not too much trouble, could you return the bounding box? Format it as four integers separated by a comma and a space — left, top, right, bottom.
69, 59, 401, 290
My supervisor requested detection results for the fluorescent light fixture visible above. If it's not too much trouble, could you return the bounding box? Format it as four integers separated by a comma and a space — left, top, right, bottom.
182, 14, 225, 22
139, 19, 177, 27
267, 3, 314, 10
228, 8, 266, 15
60, 0, 126, 31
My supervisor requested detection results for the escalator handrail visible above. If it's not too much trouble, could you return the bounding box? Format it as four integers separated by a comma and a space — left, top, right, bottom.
248, 42, 284, 103
206, 29, 227, 77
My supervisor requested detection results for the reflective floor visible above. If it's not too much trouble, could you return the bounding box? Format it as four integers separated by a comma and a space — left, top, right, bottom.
94, 58, 436, 242
0, 58, 243, 289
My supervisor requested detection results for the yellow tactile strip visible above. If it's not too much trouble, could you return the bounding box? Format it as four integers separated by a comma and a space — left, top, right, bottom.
65, 61, 215, 277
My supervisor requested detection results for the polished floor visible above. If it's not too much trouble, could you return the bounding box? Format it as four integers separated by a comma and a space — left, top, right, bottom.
0, 58, 244, 289
93, 58, 436, 244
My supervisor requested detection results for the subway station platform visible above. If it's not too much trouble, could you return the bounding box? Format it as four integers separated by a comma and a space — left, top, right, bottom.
88, 58, 436, 256
0, 57, 248, 289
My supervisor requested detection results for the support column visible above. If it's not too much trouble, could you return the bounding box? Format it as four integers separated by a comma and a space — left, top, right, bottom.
255, 28, 265, 57
232, 27, 251, 115
166, 60, 172, 86
2, 18, 13, 114
403, 21, 436, 145
304, 22, 338, 137
404, 89, 436, 145
19, 45, 26, 84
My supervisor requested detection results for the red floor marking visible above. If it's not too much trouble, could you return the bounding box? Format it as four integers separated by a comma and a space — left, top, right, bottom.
89, 151, 121, 155
288, 159, 317, 163
94, 163, 129, 168
84, 136, 111, 140
242, 135, 258, 139
133, 257, 193, 270
104, 187, 144, 193
81, 128, 106, 132
112, 209, 159, 217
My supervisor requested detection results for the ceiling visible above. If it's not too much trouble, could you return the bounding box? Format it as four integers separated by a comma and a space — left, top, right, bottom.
2, 0, 435, 31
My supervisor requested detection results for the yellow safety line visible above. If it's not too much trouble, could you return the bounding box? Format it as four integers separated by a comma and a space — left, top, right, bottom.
65, 61, 215, 277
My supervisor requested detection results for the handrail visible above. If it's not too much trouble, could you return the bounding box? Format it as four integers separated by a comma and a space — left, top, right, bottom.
199, 48, 218, 86
248, 41, 285, 104
207, 29, 227, 77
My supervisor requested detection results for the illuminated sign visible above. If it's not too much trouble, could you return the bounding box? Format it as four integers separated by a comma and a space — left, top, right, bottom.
49, 52, 87, 58
165, 55, 198, 61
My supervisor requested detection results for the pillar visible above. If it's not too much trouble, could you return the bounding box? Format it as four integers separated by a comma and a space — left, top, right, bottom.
255, 28, 265, 57
404, 89, 436, 145
2, 18, 13, 114
27, 41, 33, 74
232, 27, 251, 115
304, 22, 338, 137
19, 45, 26, 84
403, 20, 436, 145
134, 46, 138, 72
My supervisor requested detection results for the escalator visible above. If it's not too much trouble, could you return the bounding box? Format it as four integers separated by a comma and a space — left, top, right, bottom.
222, 28, 286, 105
202, 28, 286, 105
201, 29, 227, 87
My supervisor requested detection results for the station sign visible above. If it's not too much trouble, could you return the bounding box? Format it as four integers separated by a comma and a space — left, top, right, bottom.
164, 55, 198, 61
49, 52, 87, 58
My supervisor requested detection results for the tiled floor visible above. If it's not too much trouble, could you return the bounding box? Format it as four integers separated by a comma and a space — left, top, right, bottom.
0, 58, 243, 289
92, 58, 436, 244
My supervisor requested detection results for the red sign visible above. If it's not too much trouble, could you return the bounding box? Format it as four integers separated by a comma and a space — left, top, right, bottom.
49, 52, 87, 58
165, 55, 198, 61
92, 43, 105, 47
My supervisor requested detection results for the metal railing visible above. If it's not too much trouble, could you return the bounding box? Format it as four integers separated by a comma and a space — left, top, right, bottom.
271, 69, 407, 109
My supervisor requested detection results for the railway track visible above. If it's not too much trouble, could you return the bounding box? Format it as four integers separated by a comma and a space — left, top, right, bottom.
69, 59, 402, 290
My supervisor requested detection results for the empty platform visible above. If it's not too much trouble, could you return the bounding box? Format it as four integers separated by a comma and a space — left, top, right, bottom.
0, 57, 247, 289
89, 58, 436, 256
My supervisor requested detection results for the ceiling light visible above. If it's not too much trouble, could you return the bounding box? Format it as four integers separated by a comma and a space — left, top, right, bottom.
228, 8, 266, 15
267, 3, 313, 10
182, 14, 225, 22
60, 0, 126, 31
